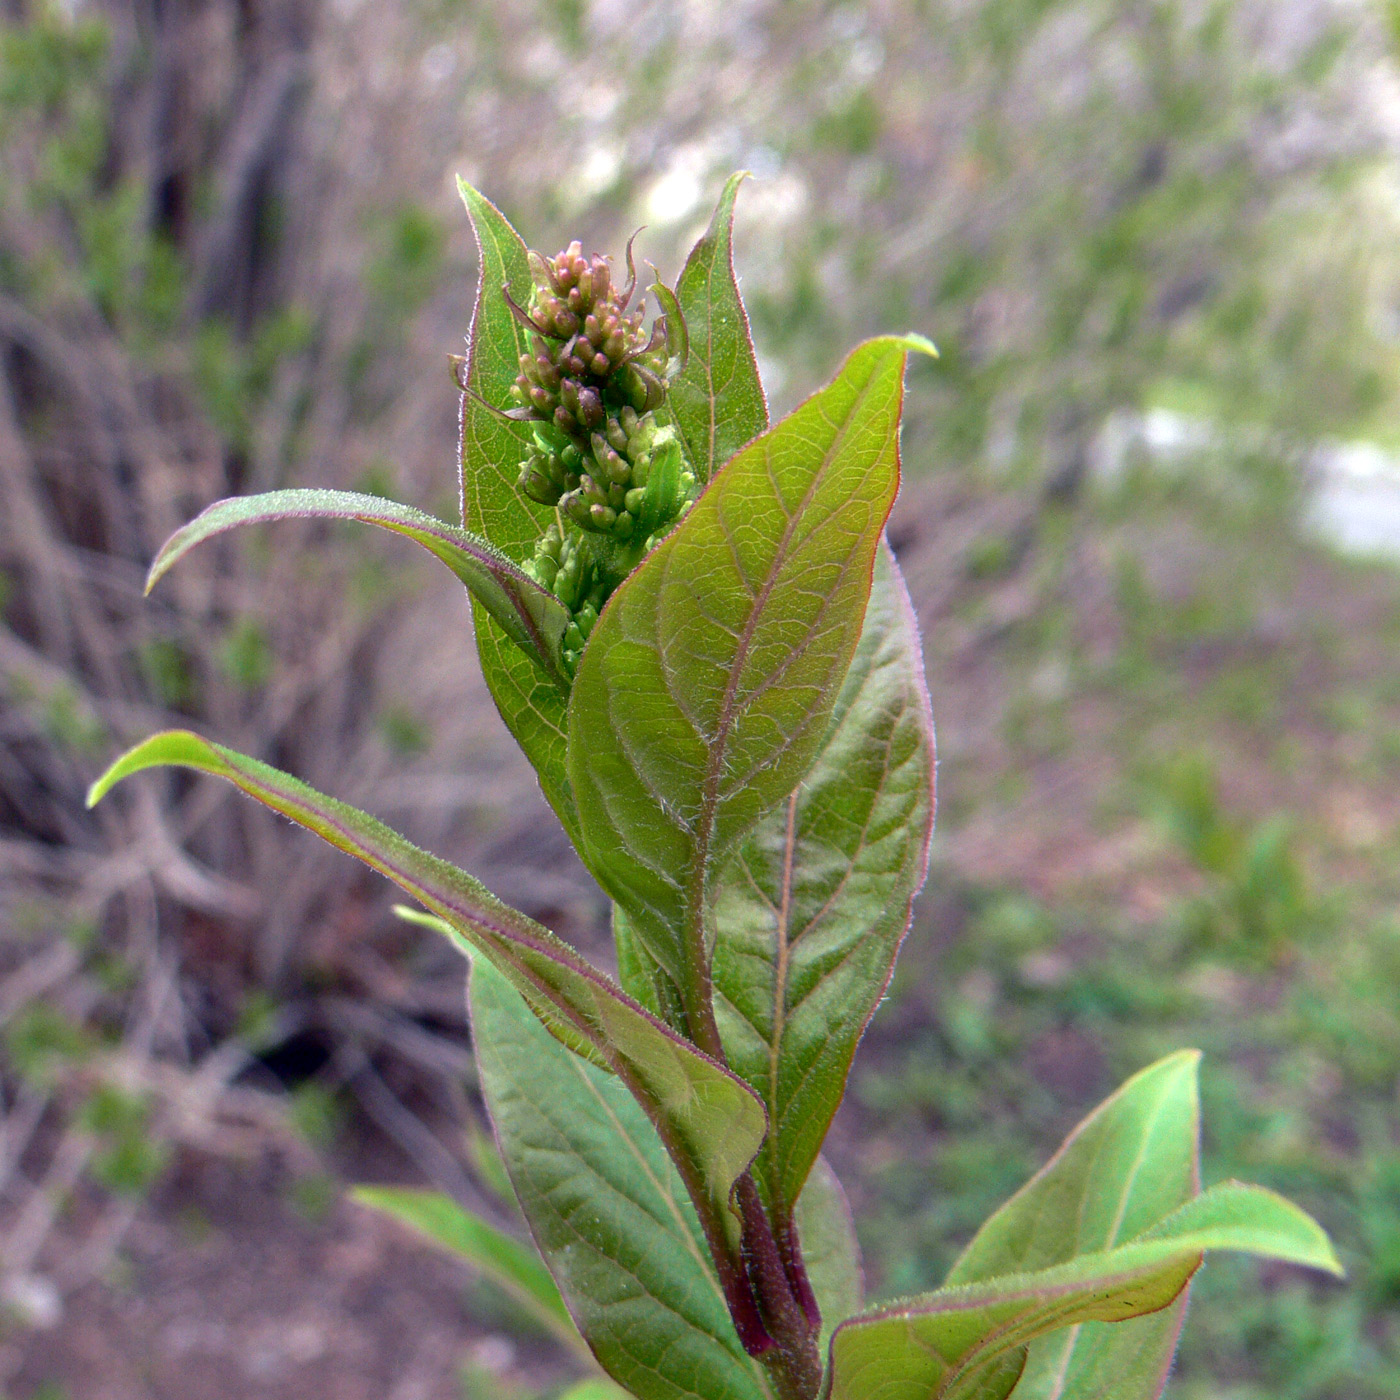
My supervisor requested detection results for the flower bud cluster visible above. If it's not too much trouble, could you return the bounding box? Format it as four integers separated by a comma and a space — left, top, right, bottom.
511, 239, 678, 531
509, 238, 695, 675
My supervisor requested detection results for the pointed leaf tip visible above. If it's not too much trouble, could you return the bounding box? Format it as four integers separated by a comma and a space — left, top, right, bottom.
900, 332, 938, 359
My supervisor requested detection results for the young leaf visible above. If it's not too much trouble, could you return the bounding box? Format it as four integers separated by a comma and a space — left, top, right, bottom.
568, 335, 935, 1040
86, 731, 767, 1284
468, 951, 774, 1400
793, 1156, 863, 1345
350, 1186, 585, 1355
710, 545, 934, 1221
826, 1182, 1340, 1400
456, 179, 577, 835
946, 1051, 1201, 1400
145, 488, 571, 693
671, 172, 769, 484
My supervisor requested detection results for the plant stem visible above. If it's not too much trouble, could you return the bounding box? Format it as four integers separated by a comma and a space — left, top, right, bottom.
737, 1175, 823, 1400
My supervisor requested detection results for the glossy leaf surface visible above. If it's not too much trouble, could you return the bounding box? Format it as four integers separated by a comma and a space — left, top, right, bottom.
948, 1052, 1201, 1400
670, 173, 769, 484
87, 731, 766, 1254
569, 335, 934, 1007
711, 544, 933, 1218
351, 1186, 583, 1354
827, 1183, 1340, 1400
457, 180, 577, 834
468, 951, 773, 1400
146, 488, 570, 692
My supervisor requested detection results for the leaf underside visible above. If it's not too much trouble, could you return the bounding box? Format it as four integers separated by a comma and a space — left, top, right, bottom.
145, 488, 571, 692
793, 1155, 864, 1346
711, 544, 934, 1221
86, 731, 766, 1253
350, 1185, 584, 1355
569, 336, 931, 1000
456, 180, 578, 837
468, 951, 774, 1400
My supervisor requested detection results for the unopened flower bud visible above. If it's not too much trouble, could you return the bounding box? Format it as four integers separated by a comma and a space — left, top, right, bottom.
577, 387, 604, 429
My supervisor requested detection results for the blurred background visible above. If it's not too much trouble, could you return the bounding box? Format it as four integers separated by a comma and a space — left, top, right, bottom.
2, 0, 1400, 1395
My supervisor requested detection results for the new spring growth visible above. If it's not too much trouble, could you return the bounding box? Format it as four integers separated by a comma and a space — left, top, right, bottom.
507, 237, 695, 674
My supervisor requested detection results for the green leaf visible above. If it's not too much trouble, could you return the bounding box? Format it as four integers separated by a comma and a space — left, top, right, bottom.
350, 1186, 584, 1355
793, 1156, 863, 1346
827, 1182, 1340, 1400
557, 1381, 635, 1400
710, 545, 933, 1220
947, 1051, 1201, 1400
87, 731, 767, 1283
671, 173, 769, 484
145, 488, 571, 693
468, 951, 773, 1400
456, 178, 577, 836
568, 335, 934, 1031
557, 1381, 634, 1400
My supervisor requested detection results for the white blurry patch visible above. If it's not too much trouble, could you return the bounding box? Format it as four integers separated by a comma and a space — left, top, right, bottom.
521, 37, 565, 83
1306, 439, 1400, 560
469, 1335, 517, 1374
579, 142, 623, 198
644, 149, 708, 227
743, 170, 810, 231
744, 145, 783, 181
756, 354, 785, 403
3, 1274, 62, 1330
419, 44, 455, 87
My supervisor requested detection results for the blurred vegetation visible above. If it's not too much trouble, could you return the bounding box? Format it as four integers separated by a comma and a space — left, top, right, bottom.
3, 0, 1400, 1396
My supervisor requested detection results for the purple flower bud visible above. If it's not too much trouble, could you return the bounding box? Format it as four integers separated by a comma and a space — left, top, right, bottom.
577, 387, 604, 429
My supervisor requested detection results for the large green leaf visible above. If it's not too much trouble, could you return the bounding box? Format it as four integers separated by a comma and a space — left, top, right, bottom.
145, 488, 571, 693
826, 1182, 1341, 1400
350, 1186, 585, 1356
947, 1052, 1201, 1400
568, 335, 934, 1034
86, 732, 766, 1280
468, 950, 774, 1400
710, 545, 933, 1221
671, 173, 769, 484
456, 179, 577, 835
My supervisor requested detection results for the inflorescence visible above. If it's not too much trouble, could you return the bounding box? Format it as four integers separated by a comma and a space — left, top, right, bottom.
500, 238, 695, 675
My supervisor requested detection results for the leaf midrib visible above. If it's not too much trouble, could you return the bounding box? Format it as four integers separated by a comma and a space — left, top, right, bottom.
680, 361, 889, 1014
